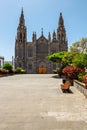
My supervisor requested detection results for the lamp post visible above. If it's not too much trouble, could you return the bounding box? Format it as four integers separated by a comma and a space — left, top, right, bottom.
12, 56, 14, 69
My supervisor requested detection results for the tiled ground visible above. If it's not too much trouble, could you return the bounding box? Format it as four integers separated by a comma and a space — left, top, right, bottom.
0, 74, 87, 130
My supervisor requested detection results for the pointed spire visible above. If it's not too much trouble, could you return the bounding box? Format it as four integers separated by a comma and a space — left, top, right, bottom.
32, 32, 37, 42
41, 28, 43, 36
58, 12, 64, 27
48, 32, 51, 42
19, 8, 25, 27
35, 32, 37, 39
57, 12, 68, 51
21, 7, 23, 15
53, 30, 56, 38
32, 32, 34, 42
52, 30, 56, 42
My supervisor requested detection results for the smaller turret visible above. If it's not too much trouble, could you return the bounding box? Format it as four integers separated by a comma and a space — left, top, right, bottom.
52, 30, 57, 42
32, 32, 37, 42
41, 28, 43, 36
48, 32, 51, 42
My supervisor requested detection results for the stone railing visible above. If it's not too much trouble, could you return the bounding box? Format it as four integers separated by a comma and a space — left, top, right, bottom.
74, 80, 87, 97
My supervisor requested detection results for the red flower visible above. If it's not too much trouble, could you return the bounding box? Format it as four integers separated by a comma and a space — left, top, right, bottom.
62, 65, 84, 79
83, 74, 87, 83
1, 69, 9, 74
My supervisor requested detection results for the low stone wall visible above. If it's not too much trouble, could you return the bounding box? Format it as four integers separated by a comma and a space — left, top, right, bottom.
74, 80, 87, 97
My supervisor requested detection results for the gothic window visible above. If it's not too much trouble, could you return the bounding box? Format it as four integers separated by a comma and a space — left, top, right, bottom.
19, 39, 22, 42
23, 33, 25, 39
58, 34, 60, 40
37, 43, 48, 54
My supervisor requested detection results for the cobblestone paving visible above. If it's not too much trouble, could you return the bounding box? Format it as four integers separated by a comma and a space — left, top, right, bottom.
0, 74, 87, 130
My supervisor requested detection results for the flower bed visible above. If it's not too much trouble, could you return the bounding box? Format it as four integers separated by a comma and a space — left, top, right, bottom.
0, 69, 15, 78
74, 80, 87, 97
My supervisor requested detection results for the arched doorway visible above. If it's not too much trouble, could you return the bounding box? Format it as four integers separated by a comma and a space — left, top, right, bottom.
38, 62, 46, 74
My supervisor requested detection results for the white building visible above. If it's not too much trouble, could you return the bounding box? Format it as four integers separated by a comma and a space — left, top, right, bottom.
0, 56, 4, 68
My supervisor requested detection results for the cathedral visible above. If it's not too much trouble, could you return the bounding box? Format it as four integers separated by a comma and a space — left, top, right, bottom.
15, 9, 68, 74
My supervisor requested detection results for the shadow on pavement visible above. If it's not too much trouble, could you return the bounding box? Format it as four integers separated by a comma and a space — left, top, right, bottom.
62, 89, 73, 94
51, 75, 60, 78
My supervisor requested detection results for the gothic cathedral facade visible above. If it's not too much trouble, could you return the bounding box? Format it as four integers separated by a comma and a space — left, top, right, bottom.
15, 9, 68, 74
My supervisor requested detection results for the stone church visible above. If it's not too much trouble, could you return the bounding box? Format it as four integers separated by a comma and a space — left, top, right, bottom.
15, 9, 68, 74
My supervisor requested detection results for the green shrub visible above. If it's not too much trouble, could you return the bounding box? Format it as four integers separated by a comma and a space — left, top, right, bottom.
53, 68, 58, 74
21, 69, 26, 73
3, 62, 12, 71
78, 72, 87, 82
15, 67, 26, 74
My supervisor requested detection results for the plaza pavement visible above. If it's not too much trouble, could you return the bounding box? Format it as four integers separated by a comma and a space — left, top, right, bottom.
0, 74, 87, 130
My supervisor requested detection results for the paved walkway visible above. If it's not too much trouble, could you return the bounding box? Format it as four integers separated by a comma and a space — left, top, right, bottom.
0, 74, 87, 130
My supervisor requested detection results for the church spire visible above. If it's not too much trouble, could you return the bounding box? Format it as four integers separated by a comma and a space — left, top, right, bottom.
17, 8, 27, 41
19, 8, 25, 27
58, 12, 64, 27
15, 8, 27, 70
57, 12, 68, 51
41, 28, 43, 36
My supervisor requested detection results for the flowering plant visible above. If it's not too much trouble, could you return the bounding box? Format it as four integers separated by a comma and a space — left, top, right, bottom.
83, 74, 87, 83
62, 65, 84, 79
83, 74, 87, 88
15, 67, 26, 74
1, 69, 9, 74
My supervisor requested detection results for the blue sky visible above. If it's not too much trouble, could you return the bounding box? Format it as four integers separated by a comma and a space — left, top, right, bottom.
0, 0, 87, 61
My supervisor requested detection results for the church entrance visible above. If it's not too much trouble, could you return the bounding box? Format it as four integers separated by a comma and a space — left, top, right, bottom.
38, 62, 46, 74
38, 67, 46, 74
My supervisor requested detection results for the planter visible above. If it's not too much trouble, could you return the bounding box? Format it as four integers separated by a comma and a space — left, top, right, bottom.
74, 80, 87, 97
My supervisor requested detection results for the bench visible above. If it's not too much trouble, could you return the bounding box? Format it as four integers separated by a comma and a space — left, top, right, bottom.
61, 80, 71, 93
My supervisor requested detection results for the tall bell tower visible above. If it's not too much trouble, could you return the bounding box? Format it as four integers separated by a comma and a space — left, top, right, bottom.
15, 8, 27, 69
57, 12, 68, 51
